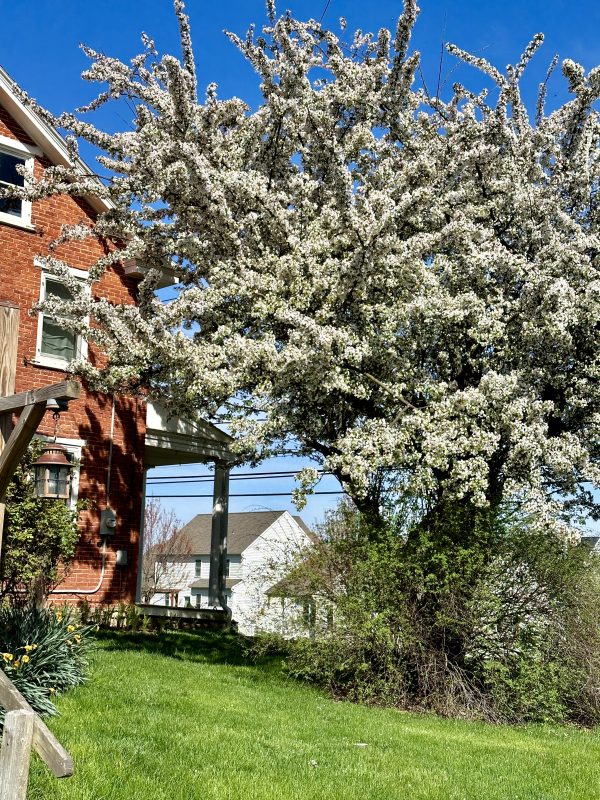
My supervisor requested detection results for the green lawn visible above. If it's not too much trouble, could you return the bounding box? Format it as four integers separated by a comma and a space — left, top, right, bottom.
26, 630, 600, 800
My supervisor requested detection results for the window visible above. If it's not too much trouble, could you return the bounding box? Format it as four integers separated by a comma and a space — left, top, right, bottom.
195, 560, 202, 577
0, 150, 25, 217
34, 266, 89, 369
224, 558, 230, 577
0, 136, 36, 228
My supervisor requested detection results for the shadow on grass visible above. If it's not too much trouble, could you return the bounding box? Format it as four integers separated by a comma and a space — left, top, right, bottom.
93, 628, 285, 675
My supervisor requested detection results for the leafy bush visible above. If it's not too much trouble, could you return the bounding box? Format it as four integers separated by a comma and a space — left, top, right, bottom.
0, 604, 94, 723
1, 441, 84, 603
282, 504, 600, 724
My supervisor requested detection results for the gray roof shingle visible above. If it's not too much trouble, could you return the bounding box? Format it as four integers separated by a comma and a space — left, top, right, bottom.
176, 510, 311, 555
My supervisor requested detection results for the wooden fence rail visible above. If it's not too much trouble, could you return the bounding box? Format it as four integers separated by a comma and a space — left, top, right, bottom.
0, 669, 73, 799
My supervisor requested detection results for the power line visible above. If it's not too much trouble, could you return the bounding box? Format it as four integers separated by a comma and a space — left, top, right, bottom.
319, 0, 332, 24
147, 477, 336, 485
148, 490, 346, 498
147, 470, 333, 482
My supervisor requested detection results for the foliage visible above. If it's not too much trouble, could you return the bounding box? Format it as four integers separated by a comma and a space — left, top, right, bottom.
0, 603, 94, 724
6, 2, 600, 532
140, 499, 189, 603
27, 630, 600, 800
281, 504, 600, 724
1, 440, 83, 603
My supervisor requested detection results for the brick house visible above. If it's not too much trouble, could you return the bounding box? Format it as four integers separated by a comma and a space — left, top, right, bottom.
0, 65, 152, 604
0, 66, 236, 608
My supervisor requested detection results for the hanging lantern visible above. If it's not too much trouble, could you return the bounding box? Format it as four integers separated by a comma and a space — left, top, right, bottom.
32, 443, 73, 500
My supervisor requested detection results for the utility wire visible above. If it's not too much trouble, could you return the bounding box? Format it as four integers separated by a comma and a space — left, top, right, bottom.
319, 0, 332, 23
148, 490, 346, 498
147, 469, 333, 482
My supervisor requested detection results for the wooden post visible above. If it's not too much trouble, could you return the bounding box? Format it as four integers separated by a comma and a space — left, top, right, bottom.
0, 301, 19, 555
0, 709, 35, 800
0, 669, 73, 778
135, 468, 148, 604
208, 460, 230, 608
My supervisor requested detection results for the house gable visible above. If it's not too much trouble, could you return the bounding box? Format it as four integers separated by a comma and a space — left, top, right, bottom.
0, 65, 111, 216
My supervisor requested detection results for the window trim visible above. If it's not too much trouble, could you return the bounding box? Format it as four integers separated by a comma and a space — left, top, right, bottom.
0, 134, 38, 230
32, 263, 90, 370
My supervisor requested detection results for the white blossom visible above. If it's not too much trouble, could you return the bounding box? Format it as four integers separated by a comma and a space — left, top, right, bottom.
8, 0, 600, 526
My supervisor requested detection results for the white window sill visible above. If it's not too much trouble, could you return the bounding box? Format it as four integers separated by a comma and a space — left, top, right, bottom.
0, 212, 35, 231
28, 356, 70, 372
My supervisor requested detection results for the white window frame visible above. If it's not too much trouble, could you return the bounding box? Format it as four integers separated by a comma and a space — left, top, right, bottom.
0, 134, 38, 230
33, 261, 90, 370
34, 436, 85, 510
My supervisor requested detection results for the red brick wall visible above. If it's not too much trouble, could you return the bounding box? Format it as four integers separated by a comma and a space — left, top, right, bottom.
0, 102, 146, 605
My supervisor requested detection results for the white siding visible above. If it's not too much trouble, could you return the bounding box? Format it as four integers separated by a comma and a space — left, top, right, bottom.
232, 512, 313, 635
149, 512, 313, 632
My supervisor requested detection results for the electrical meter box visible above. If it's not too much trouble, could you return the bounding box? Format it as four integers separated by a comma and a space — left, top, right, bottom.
100, 507, 118, 536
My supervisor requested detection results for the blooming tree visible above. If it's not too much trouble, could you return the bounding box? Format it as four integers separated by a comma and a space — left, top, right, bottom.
9, 0, 600, 530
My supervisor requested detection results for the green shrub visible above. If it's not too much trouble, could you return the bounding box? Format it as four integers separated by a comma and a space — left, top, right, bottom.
1, 441, 84, 603
282, 504, 600, 724
0, 604, 95, 723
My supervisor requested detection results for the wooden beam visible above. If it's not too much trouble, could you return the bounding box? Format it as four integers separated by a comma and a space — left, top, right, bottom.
0, 670, 73, 779
0, 303, 19, 554
0, 403, 47, 503
0, 381, 80, 415
0, 709, 35, 800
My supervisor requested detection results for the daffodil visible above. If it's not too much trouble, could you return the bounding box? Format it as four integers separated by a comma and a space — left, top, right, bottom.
67, 624, 76, 633
21, 655, 30, 664
2, 653, 13, 662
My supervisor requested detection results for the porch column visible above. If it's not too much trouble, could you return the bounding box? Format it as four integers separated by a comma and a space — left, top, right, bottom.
208, 459, 230, 608
135, 468, 148, 604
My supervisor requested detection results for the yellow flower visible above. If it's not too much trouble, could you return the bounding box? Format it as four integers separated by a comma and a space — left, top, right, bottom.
56, 613, 63, 621
67, 640, 73, 646
2, 653, 13, 662
24, 645, 34, 652
13, 660, 20, 669
31, 644, 38, 650
67, 624, 76, 633
21, 655, 30, 664
74, 634, 81, 643
49, 687, 56, 695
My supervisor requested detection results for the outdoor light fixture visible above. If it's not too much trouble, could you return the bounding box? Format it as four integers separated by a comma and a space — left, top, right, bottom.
32, 442, 73, 500
32, 397, 73, 499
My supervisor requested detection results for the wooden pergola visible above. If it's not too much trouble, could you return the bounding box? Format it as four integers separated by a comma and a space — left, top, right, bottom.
0, 302, 77, 797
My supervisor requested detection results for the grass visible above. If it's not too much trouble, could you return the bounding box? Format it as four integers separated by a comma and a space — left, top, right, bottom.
26, 629, 600, 800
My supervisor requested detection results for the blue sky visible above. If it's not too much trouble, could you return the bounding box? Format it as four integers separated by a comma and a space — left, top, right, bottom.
1, 0, 599, 527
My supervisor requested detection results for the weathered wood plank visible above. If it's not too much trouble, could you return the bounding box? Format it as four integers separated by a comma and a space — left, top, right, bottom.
0, 709, 35, 800
0, 303, 19, 400
0, 670, 73, 778
0, 380, 80, 415
0, 303, 19, 555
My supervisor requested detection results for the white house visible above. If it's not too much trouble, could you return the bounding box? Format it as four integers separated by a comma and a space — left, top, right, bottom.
150, 510, 315, 634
